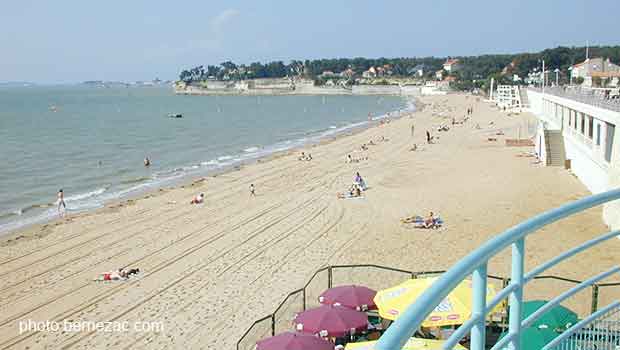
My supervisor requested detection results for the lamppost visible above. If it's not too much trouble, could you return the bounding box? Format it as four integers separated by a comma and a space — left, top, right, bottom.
541, 59, 545, 94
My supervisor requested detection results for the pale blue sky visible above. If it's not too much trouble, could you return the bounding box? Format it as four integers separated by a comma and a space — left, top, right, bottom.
1, 0, 618, 83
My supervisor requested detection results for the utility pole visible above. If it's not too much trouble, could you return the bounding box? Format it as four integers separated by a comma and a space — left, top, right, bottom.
542, 60, 545, 94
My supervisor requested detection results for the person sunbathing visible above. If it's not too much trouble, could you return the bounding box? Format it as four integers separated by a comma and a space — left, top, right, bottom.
95, 268, 140, 281
401, 212, 442, 229
424, 211, 436, 228
190, 193, 204, 204
354, 172, 367, 190
94, 269, 125, 282
337, 185, 361, 199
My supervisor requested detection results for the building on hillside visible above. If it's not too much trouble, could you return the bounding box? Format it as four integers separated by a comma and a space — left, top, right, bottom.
362, 67, 377, 78
410, 64, 426, 77
382, 64, 393, 76
502, 60, 517, 75
340, 68, 355, 78
443, 58, 462, 73
320, 71, 335, 78
435, 70, 444, 81
571, 58, 620, 87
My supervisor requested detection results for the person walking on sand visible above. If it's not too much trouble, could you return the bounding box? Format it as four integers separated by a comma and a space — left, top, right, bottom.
57, 189, 66, 215
249, 184, 256, 197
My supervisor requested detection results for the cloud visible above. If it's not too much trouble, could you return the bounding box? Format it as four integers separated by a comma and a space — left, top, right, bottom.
210, 9, 240, 34
146, 9, 240, 60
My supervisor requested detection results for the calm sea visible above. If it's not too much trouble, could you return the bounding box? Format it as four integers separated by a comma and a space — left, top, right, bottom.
0, 85, 410, 233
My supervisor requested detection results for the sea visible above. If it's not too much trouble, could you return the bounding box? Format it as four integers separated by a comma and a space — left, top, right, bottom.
0, 85, 411, 234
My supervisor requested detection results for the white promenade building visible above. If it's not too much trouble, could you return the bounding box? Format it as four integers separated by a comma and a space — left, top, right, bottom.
527, 87, 620, 228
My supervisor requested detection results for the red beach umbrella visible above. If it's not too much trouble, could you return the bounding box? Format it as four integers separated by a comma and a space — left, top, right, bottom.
256, 332, 334, 350
293, 304, 368, 337
319, 285, 377, 311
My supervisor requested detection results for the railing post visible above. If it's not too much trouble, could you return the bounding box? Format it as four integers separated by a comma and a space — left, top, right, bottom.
471, 263, 488, 350
591, 284, 599, 313
502, 277, 511, 327
271, 314, 276, 336
302, 288, 307, 311
509, 238, 525, 350
328, 266, 333, 289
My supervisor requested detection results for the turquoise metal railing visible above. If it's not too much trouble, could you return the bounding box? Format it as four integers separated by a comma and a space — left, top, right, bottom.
375, 189, 620, 350
542, 301, 620, 349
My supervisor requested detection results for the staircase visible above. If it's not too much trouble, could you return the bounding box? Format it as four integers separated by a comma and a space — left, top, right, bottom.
544, 130, 566, 166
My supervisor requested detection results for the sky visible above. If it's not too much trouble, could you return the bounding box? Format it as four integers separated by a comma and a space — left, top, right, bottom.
1, 0, 619, 84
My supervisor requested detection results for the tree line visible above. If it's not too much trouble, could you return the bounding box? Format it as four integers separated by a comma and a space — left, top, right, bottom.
179, 45, 620, 89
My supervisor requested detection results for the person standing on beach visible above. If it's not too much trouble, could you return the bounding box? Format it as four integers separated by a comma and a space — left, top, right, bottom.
426, 130, 432, 144
249, 184, 256, 197
411, 124, 415, 137
57, 189, 66, 215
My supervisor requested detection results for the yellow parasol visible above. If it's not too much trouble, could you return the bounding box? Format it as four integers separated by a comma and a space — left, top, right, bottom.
345, 337, 467, 350
374, 277, 504, 327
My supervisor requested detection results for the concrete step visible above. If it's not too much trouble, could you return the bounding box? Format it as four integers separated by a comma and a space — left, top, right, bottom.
544, 130, 566, 167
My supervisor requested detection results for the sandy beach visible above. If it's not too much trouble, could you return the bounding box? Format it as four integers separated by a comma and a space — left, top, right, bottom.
0, 93, 618, 350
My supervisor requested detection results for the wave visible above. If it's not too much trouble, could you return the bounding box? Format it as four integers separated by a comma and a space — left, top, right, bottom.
64, 187, 107, 202
121, 176, 151, 185
243, 146, 261, 153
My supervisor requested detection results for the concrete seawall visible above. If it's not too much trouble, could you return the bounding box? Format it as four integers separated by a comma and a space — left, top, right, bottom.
175, 84, 422, 96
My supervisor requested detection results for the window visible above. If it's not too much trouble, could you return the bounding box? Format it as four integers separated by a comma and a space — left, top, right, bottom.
605, 122, 615, 162
588, 116, 594, 139
596, 124, 601, 146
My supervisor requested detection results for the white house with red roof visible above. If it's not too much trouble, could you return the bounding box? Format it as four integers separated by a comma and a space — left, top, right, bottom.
362, 66, 377, 78
442, 58, 462, 73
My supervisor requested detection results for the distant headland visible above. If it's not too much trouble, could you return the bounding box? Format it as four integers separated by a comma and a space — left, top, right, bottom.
175, 45, 620, 95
